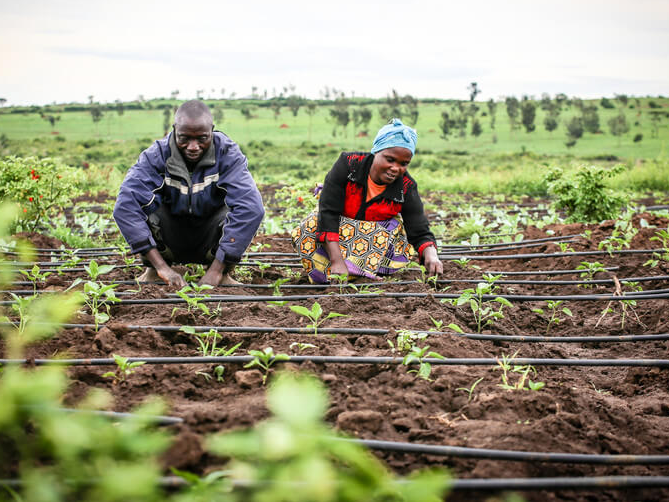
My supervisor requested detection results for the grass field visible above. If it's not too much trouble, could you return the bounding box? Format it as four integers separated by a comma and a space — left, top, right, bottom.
1, 96, 668, 194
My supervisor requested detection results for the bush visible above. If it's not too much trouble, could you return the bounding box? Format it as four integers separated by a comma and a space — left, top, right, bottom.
544, 165, 628, 223
0, 156, 83, 232
633, 133, 643, 143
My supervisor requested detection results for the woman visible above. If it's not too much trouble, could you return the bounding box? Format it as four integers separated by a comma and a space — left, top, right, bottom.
292, 118, 442, 283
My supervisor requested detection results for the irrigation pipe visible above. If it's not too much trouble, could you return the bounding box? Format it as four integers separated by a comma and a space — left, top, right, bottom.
3, 322, 666, 344
439, 240, 579, 255
23, 406, 182, 425
448, 476, 669, 491
3, 355, 669, 368
438, 249, 667, 260
5, 290, 661, 306
344, 438, 669, 465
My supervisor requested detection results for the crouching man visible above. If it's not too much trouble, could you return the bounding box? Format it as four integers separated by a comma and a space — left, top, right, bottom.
113, 100, 264, 288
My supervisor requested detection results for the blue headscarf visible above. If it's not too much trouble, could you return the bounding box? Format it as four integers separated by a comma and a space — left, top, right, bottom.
371, 118, 418, 155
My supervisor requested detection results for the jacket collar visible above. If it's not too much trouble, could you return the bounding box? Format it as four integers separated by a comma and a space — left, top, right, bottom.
166, 132, 216, 182
347, 152, 405, 204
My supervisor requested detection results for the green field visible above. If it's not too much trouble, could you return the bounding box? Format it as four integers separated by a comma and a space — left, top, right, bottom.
1, 96, 668, 194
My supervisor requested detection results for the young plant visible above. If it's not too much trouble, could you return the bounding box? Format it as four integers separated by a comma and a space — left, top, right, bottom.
255, 261, 271, 279
402, 345, 445, 381
416, 264, 438, 288
596, 280, 645, 330
289, 301, 347, 336
56, 248, 82, 275
183, 264, 206, 282
456, 377, 484, 402
19, 264, 51, 294
349, 283, 383, 294
180, 326, 241, 357
451, 274, 512, 333
172, 283, 213, 318
81, 280, 121, 331
495, 351, 544, 391
289, 342, 317, 352
531, 300, 573, 334
429, 316, 443, 331
598, 218, 637, 256
388, 330, 428, 354
244, 347, 290, 385
643, 229, 669, 267
102, 354, 146, 383
9, 293, 36, 334
556, 242, 575, 253
450, 257, 481, 270
576, 261, 606, 287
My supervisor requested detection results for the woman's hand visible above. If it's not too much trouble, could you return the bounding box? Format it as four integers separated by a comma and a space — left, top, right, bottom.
422, 245, 443, 277
324, 240, 349, 281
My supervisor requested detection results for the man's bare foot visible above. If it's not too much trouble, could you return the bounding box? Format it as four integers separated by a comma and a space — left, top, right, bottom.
220, 272, 242, 285
137, 267, 159, 282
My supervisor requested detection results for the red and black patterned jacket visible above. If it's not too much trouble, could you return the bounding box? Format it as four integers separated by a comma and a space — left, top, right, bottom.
317, 151, 437, 259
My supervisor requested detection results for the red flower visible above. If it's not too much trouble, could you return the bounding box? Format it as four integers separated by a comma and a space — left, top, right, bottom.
28, 197, 33, 202
23, 208, 27, 213
297, 196, 303, 203
39, 195, 43, 199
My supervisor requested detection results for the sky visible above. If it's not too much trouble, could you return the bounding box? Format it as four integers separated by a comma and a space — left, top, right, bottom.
1, 0, 668, 106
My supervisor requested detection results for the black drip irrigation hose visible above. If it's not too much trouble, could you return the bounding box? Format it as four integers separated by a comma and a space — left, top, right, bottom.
4, 322, 666, 344
346, 438, 669, 465
440, 234, 583, 248
23, 406, 182, 425
438, 248, 667, 261
4, 274, 668, 295
439, 240, 580, 255
2, 355, 668, 368
4, 290, 661, 307
487, 267, 619, 276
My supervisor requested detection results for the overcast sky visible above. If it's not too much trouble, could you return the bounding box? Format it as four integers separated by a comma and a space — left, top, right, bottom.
1, 0, 668, 105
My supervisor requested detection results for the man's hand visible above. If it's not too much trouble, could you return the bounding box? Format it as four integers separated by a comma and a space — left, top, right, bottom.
422, 245, 443, 277
143, 247, 186, 289
157, 267, 187, 288
198, 258, 225, 287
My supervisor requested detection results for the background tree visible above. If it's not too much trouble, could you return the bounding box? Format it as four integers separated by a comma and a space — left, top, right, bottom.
286, 94, 302, 117
544, 116, 558, 134
115, 99, 124, 117
471, 118, 482, 142
608, 113, 630, 146
0, 98, 6, 107
196, 89, 204, 100
271, 100, 282, 121
212, 105, 224, 125
90, 103, 103, 135
581, 105, 600, 134
565, 116, 583, 148
520, 97, 536, 132
305, 101, 318, 142
600, 97, 614, 109
379, 90, 403, 122
162, 105, 172, 135
615, 94, 629, 108
40, 113, 60, 129
402, 94, 419, 126
352, 107, 372, 136
439, 111, 456, 141
329, 94, 350, 137
170, 90, 180, 100
505, 96, 520, 133
455, 102, 469, 139
468, 82, 481, 102
554, 93, 568, 108
487, 99, 497, 129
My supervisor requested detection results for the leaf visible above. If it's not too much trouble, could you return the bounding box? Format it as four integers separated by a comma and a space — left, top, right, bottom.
180, 325, 196, 334
562, 307, 573, 316
447, 323, 464, 334
325, 312, 347, 319
531, 308, 544, 314
495, 297, 513, 308
289, 305, 312, 318
311, 301, 322, 320
97, 264, 115, 276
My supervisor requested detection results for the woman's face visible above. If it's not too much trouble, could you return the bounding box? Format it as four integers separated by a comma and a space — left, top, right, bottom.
370, 147, 412, 185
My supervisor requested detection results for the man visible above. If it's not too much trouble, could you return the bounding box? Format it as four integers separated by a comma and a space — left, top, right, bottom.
113, 100, 264, 288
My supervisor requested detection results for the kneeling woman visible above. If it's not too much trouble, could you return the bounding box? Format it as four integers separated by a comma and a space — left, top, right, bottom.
292, 118, 442, 283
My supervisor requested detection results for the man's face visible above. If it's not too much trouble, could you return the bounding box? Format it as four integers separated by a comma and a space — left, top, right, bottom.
173, 116, 213, 164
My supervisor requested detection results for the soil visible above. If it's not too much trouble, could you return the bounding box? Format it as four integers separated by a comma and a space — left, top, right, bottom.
3, 198, 669, 502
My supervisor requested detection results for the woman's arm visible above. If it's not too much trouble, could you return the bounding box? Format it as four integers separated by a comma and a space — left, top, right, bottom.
401, 180, 442, 275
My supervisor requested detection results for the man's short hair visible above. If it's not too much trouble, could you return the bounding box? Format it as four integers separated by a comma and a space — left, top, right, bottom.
174, 100, 212, 125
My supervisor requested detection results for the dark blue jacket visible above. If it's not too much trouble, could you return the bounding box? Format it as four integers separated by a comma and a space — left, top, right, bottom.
113, 131, 264, 263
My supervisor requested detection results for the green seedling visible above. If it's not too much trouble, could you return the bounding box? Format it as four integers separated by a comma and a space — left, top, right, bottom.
102, 354, 146, 383
556, 242, 575, 253
349, 283, 383, 294
19, 264, 51, 294
249, 242, 271, 253
596, 280, 645, 330
289, 301, 347, 336
329, 273, 349, 294
255, 261, 271, 279
429, 316, 443, 331
183, 264, 206, 282
9, 293, 36, 334
56, 249, 82, 275
450, 257, 480, 270
576, 261, 606, 287
271, 277, 290, 296
180, 326, 241, 357
644, 229, 669, 267
172, 283, 213, 318
388, 330, 428, 354
402, 345, 445, 381
450, 274, 512, 333
82, 281, 121, 331
244, 347, 290, 385
290, 342, 317, 352
495, 351, 544, 391
531, 300, 573, 334
456, 377, 484, 402
416, 264, 438, 288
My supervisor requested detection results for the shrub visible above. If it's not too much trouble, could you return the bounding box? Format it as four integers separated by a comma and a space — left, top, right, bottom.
544, 165, 628, 223
0, 156, 83, 232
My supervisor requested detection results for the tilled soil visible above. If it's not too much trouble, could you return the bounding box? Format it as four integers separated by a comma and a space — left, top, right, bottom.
3, 207, 669, 502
